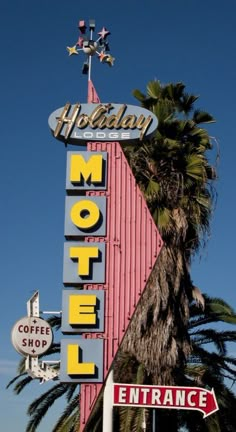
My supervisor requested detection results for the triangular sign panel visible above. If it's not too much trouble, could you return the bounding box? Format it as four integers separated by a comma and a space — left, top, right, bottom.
79, 140, 163, 431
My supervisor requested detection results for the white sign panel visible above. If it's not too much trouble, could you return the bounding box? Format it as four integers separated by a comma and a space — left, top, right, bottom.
11, 316, 53, 357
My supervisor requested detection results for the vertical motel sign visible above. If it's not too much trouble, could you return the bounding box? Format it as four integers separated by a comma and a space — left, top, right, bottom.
49, 99, 163, 431
61, 150, 107, 383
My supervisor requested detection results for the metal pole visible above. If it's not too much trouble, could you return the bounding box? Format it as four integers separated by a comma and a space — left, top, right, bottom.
103, 370, 114, 432
152, 409, 156, 431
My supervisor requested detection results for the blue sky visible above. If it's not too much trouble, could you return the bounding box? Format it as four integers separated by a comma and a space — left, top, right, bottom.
1, 0, 236, 430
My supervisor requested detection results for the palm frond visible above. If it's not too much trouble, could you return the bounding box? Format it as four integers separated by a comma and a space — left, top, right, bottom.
52, 392, 79, 432
146, 80, 162, 100
26, 384, 70, 432
193, 110, 215, 124
6, 372, 30, 391
47, 315, 62, 330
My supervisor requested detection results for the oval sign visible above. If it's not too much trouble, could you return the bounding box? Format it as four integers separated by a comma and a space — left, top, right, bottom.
48, 103, 158, 144
11, 316, 53, 357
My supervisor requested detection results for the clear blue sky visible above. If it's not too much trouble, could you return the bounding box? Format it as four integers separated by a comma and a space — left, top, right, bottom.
1, 0, 236, 430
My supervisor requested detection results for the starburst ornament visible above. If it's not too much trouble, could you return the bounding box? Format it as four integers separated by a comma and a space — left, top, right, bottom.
66, 19, 115, 76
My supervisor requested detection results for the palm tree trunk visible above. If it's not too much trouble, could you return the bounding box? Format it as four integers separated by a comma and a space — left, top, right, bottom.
120, 245, 191, 384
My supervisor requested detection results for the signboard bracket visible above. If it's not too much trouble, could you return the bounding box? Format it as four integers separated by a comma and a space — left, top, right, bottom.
27, 291, 40, 317
25, 356, 59, 383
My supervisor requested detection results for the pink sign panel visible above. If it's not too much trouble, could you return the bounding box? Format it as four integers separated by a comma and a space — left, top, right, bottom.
79, 141, 163, 431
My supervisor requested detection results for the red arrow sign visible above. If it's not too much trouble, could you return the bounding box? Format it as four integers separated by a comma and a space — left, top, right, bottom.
113, 383, 219, 418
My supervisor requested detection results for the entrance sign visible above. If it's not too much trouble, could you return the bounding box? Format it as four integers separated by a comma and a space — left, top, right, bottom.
48, 103, 158, 144
113, 383, 219, 418
11, 316, 53, 357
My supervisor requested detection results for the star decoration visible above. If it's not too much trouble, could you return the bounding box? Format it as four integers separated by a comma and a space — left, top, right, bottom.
76, 36, 84, 47
78, 20, 86, 34
66, 19, 115, 75
67, 45, 79, 56
98, 51, 108, 62
98, 27, 110, 39
104, 54, 115, 66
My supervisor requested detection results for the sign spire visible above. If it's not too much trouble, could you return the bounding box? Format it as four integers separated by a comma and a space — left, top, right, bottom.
66, 19, 115, 102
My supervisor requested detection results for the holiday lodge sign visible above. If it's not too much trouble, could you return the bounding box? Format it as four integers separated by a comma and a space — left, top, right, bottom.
48, 103, 158, 143
49, 98, 163, 430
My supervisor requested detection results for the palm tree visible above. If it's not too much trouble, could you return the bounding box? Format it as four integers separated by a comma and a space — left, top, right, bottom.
119, 80, 216, 387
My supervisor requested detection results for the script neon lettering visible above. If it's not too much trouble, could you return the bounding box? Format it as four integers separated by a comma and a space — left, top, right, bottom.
54, 103, 81, 139
54, 104, 153, 140
89, 105, 108, 128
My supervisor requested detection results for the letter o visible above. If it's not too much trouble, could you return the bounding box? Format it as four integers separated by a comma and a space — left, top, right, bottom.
83, 132, 93, 138
70, 200, 100, 230
96, 132, 106, 138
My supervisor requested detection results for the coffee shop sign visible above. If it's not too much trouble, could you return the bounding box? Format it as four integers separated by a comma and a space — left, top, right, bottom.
48, 103, 158, 144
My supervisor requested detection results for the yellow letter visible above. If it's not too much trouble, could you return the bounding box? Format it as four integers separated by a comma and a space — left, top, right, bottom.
69, 294, 97, 325
70, 154, 103, 184
70, 200, 100, 230
67, 344, 95, 375
69, 246, 99, 276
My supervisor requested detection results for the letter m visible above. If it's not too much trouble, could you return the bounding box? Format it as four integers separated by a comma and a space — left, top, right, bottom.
69, 153, 105, 188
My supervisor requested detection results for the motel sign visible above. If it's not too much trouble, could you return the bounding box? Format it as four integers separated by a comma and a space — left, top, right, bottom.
50, 95, 163, 431
60, 150, 108, 383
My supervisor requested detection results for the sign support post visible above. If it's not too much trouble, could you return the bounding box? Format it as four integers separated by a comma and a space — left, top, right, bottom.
103, 370, 114, 432
152, 409, 157, 432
